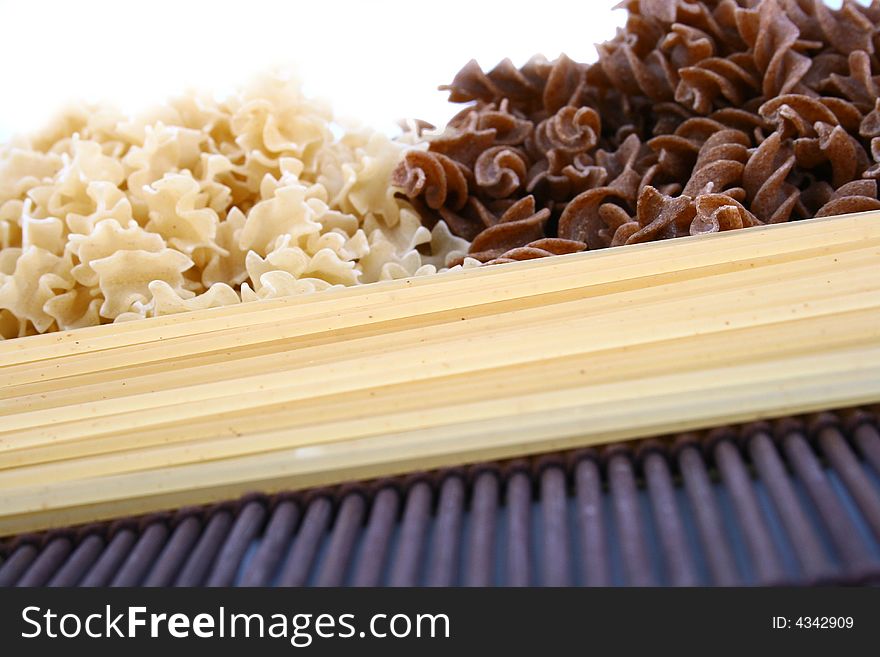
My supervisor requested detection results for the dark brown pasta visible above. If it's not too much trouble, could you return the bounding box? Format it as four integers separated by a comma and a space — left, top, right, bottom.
393, 0, 880, 262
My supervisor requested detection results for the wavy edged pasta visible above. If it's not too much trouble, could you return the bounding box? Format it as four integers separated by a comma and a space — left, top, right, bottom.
0, 75, 470, 338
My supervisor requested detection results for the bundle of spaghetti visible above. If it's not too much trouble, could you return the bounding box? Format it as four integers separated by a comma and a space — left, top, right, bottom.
0, 210, 878, 535
0, 75, 473, 340
393, 0, 880, 260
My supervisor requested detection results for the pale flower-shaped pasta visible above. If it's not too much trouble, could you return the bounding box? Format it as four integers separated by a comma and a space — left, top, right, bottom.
0, 74, 469, 336
89, 248, 194, 319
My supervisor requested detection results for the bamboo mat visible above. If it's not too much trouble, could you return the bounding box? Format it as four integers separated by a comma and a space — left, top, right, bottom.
1, 211, 879, 535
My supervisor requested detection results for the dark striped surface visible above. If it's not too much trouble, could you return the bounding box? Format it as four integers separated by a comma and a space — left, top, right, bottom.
2, 410, 880, 587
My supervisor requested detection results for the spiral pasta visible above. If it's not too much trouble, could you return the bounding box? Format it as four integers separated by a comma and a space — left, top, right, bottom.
393, 0, 880, 265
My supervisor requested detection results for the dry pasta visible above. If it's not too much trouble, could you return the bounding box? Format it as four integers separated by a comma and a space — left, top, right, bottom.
392, 0, 880, 263
0, 74, 474, 339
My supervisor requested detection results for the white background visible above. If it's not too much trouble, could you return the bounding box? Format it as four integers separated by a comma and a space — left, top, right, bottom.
0, 0, 862, 141
0, 0, 625, 140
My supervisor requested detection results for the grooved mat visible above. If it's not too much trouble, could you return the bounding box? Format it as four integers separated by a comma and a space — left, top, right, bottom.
2, 410, 879, 587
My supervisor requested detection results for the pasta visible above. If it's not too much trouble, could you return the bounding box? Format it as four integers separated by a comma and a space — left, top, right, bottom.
0, 209, 877, 534
392, 0, 880, 262
4, 1, 877, 340
0, 75, 473, 338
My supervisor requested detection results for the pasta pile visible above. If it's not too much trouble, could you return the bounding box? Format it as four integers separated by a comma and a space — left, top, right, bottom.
4, 1, 878, 339
392, 0, 880, 264
0, 76, 471, 338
